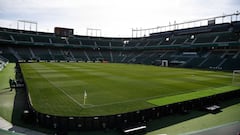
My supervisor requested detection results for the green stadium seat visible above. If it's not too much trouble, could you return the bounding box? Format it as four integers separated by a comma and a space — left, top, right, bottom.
0, 32, 12, 41
12, 34, 31, 42
111, 41, 123, 47
51, 37, 67, 44
68, 38, 80, 45
81, 39, 95, 46
216, 32, 240, 42
96, 40, 110, 47
32, 35, 50, 43
194, 33, 217, 44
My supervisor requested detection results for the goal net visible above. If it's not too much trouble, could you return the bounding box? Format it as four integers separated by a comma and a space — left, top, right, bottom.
232, 70, 240, 85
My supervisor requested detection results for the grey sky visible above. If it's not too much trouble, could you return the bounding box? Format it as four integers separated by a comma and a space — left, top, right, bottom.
0, 0, 239, 37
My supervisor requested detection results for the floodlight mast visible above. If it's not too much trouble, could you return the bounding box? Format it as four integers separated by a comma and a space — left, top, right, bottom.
17, 20, 38, 32
132, 11, 240, 38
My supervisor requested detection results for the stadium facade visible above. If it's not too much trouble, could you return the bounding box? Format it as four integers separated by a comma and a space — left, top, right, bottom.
1, 21, 240, 70
0, 15, 240, 133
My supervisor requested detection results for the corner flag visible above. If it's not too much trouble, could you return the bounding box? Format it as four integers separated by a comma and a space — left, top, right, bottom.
83, 90, 87, 105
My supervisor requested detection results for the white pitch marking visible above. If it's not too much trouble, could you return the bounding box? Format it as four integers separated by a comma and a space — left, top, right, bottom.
33, 64, 86, 108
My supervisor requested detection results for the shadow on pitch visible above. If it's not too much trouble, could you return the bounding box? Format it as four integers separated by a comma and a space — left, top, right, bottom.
10, 67, 53, 134
146, 97, 240, 133
10, 86, 54, 134
9, 88, 240, 135
11, 87, 31, 129
11, 64, 31, 127
0, 88, 11, 95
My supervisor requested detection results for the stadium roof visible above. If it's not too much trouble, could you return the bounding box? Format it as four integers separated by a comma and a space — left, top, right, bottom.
0, 0, 239, 37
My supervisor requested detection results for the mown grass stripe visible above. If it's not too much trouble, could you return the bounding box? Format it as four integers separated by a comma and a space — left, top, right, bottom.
147, 85, 240, 106
20, 63, 234, 116
33, 63, 85, 108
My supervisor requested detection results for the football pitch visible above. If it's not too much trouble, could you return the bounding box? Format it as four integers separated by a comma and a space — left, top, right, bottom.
20, 62, 238, 117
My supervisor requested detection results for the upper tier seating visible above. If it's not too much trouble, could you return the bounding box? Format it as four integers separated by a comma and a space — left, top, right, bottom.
0, 32, 12, 41
0, 21, 239, 70
12, 34, 31, 42
216, 32, 240, 42
81, 39, 95, 46
111, 41, 123, 47
68, 38, 80, 45
96, 40, 110, 47
32, 35, 50, 43
51, 37, 67, 44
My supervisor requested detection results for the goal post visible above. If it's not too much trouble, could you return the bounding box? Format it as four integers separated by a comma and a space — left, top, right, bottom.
232, 70, 240, 85
162, 60, 168, 67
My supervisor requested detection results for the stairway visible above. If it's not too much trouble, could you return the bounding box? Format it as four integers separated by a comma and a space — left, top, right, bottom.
84, 51, 90, 61
8, 47, 21, 60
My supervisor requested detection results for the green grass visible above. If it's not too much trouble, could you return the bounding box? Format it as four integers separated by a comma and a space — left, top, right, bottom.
20, 62, 237, 116
0, 129, 24, 135
0, 63, 16, 122
148, 85, 240, 106
146, 99, 240, 135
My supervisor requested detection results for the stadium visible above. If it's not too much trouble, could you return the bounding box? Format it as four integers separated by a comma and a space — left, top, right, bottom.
0, 2, 240, 134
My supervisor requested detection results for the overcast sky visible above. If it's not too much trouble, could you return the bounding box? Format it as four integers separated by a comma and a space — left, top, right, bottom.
0, 0, 239, 37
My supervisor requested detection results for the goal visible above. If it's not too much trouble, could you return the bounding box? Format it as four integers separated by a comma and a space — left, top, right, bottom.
161, 60, 168, 67
232, 70, 240, 85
